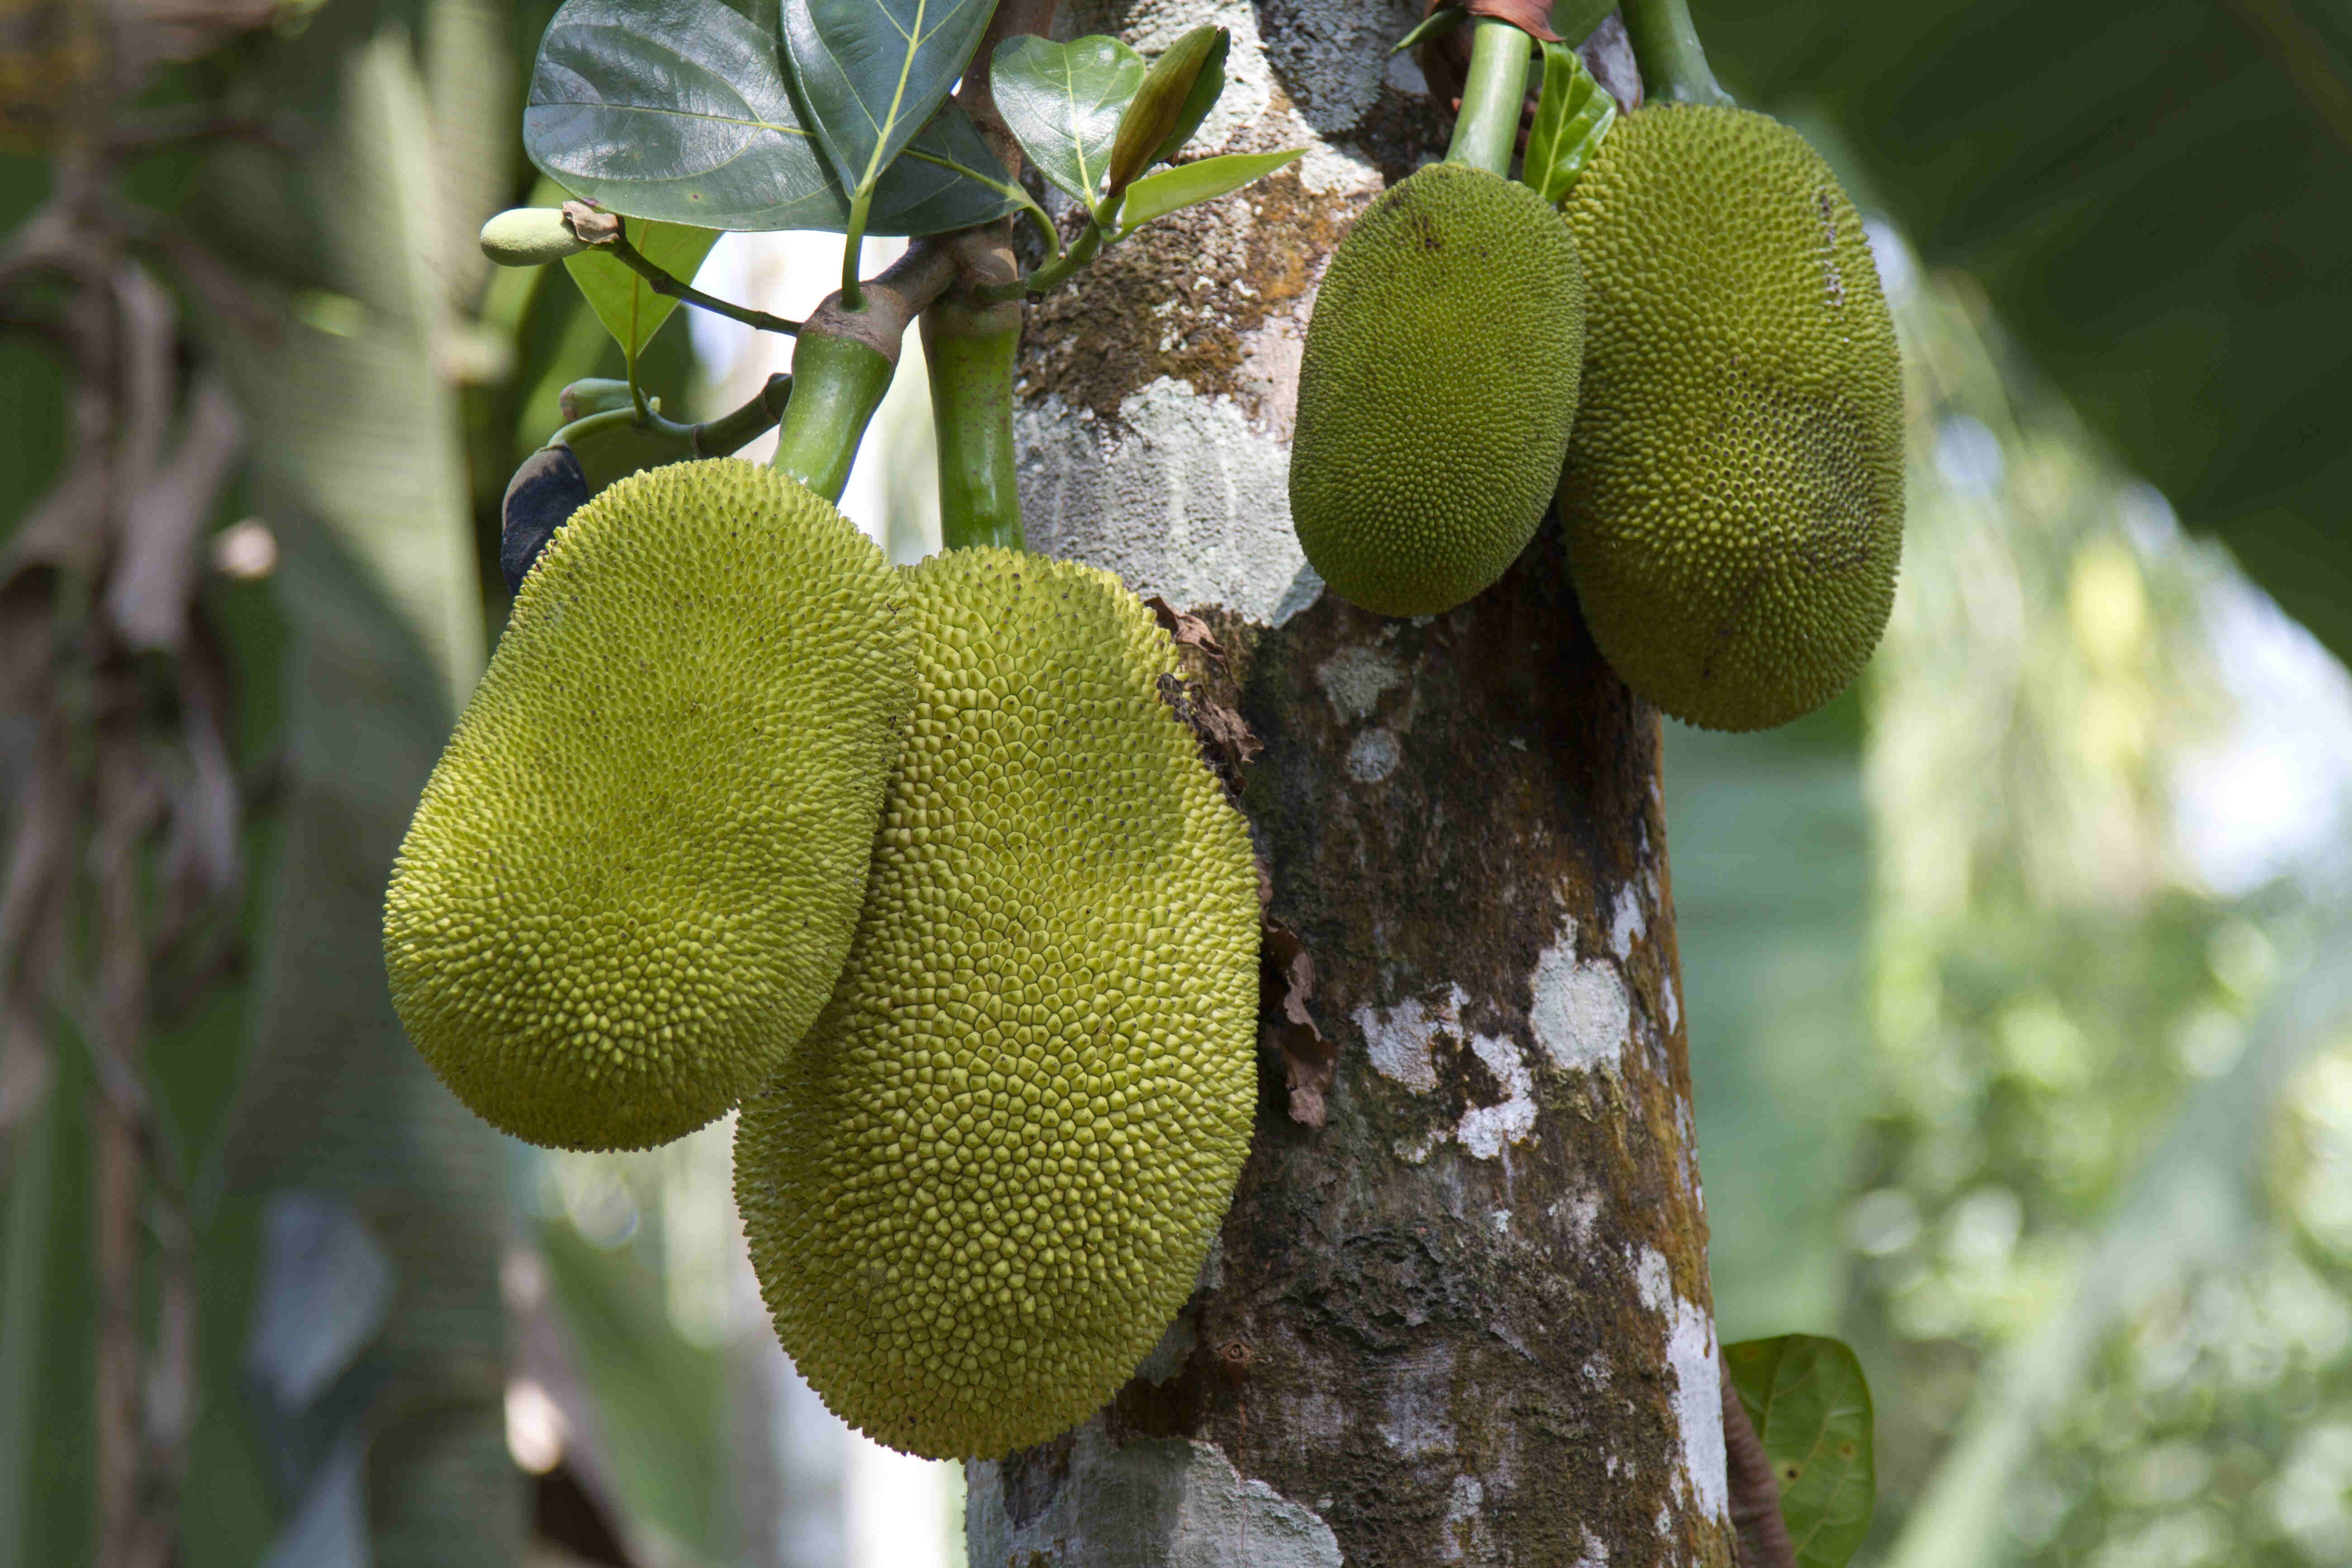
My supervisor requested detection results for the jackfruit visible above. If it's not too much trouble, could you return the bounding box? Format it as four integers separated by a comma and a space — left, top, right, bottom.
735, 549, 1259, 1459
385, 460, 914, 1151
1557, 104, 1904, 732
1290, 161, 1586, 616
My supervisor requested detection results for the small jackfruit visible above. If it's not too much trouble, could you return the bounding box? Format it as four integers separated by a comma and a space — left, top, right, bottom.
735, 550, 1259, 1459
1290, 161, 1586, 616
1557, 105, 1904, 732
385, 460, 914, 1151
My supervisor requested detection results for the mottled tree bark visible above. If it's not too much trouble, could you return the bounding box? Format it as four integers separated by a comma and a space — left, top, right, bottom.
963, 2, 1734, 1563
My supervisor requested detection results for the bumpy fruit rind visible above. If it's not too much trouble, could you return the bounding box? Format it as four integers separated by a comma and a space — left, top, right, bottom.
1558, 104, 1905, 732
385, 459, 913, 1151
735, 549, 1261, 1459
1290, 161, 1586, 617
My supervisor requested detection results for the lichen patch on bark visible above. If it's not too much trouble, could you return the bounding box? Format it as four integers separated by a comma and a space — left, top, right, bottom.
1016, 383, 1322, 625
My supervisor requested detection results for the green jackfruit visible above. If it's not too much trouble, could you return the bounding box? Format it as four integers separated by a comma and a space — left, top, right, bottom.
735, 549, 1259, 1459
1558, 105, 1904, 732
385, 460, 914, 1151
1290, 161, 1586, 616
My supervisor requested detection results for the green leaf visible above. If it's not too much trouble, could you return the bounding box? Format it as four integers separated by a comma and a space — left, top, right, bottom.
538, 1223, 730, 1555
193, 29, 519, 1567
779, 0, 997, 204
1523, 38, 1614, 205
1106, 25, 1228, 201
1391, 5, 1465, 55
1725, 1335, 1875, 1568
1688, 0, 2352, 672
561, 219, 720, 377
525, 0, 1017, 235
1115, 147, 1303, 234
991, 34, 1144, 206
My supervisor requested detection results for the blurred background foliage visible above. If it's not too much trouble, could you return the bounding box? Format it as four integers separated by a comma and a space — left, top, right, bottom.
1, 0, 2349, 1564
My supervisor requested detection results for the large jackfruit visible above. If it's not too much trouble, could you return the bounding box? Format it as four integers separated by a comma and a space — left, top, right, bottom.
1558, 104, 1904, 732
1290, 161, 1586, 616
384, 460, 913, 1151
735, 550, 1259, 1459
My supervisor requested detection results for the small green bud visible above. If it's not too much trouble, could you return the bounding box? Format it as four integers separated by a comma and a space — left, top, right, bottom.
557, 378, 640, 423
499, 409, 699, 591
479, 208, 588, 267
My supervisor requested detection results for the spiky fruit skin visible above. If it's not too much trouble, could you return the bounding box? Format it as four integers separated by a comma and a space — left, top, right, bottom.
1290, 162, 1586, 617
1558, 104, 1904, 732
735, 550, 1260, 1460
384, 460, 913, 1151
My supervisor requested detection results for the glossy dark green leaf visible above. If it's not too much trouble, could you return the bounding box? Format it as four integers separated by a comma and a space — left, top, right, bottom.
992, 34, 1144, 205
1115, 147, 1303, 233
1725, 1335, 1875, 1568
1523, 37, 1614, 204
561, 219, 720, 374
1106, 25, 1227, 199
779, 0, 996, 199
1689, 0, 2352, 670
525, 0, 1018, 234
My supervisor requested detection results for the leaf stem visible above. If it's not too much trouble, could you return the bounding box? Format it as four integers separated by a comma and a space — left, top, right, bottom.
921, 297, 1025, 551
601, 228, 803, 336
841, 190, 873, 311
1620, 0, 1732, 105
1446, 19, 1531, 177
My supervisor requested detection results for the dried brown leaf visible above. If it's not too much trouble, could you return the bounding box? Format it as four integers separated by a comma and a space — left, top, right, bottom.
108, 374, 245, 654
561, 201, 621, 246
1459, 0, 1560, 42
1259, 920, 1334, 1127
1578, 12, 1641, 114
1154, 673, 1261, 801
1144, 594, 1229, 665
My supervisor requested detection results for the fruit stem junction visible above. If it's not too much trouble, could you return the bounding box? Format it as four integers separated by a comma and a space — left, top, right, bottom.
922, 297, 1026, 551
1620, 0, 1733, 106
1447, 19, 1532, 177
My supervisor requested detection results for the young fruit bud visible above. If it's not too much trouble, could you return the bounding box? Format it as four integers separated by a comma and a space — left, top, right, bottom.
497, 409, 699, 591
479, 208, 588, 267
557, 378, 640, 423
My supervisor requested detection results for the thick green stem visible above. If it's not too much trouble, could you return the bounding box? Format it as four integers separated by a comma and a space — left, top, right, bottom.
1446, 19, 1531, 176
921, 298, 1025, 551
972, 218, 1105, 306
771, 331, 895, 502
1621, 0, 1732, 105
693, 373, 792, 457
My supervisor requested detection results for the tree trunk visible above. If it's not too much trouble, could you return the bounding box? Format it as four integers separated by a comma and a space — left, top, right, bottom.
963, 4, 1735, 1563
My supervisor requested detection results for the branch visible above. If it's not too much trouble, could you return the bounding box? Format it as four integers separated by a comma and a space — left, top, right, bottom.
1720, 1348, 1796, 1568
563, 204, 802, 336
954, 0, 1061, 177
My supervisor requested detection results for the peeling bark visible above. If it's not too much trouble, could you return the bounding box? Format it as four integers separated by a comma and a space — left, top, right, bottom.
966, 5, 1734, 1563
